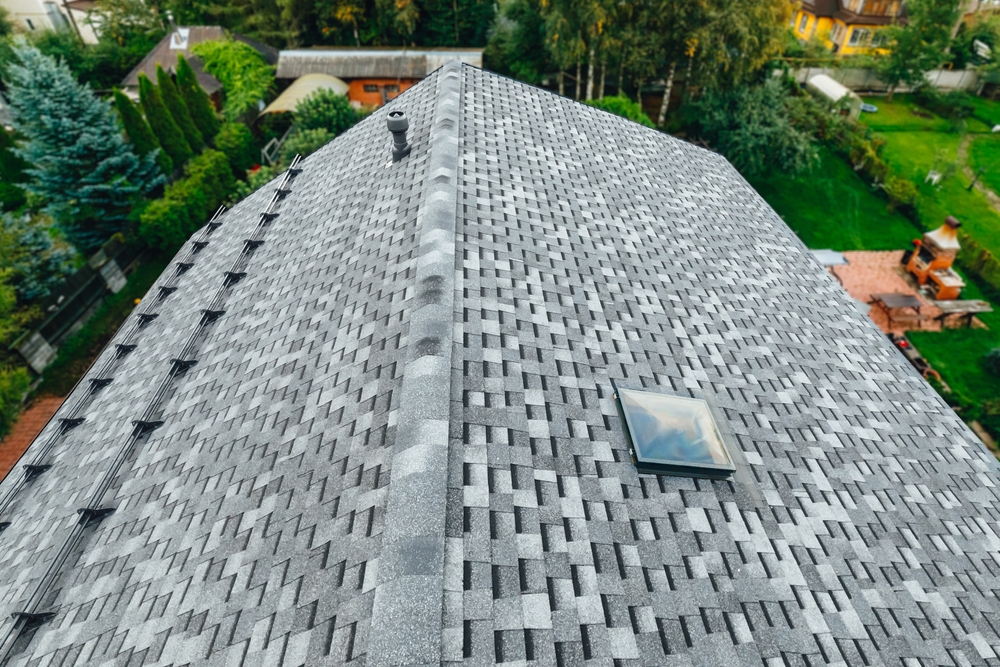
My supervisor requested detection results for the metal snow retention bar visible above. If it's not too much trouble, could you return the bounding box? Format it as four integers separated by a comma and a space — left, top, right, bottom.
0, 166, 303, 667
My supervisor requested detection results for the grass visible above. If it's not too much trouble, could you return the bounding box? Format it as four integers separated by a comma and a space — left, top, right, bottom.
859, 94, 955, 132
749, 146, 920, 251
969, 134, 1000, 201
908, 325, 1000, 403
880, 131, 1000, 257
33, 254, 170, 398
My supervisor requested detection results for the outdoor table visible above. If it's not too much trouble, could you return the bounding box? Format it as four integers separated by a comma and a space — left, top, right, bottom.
869, 292, 929, 330
928, 299, 993, 328
810, 249, 849, 286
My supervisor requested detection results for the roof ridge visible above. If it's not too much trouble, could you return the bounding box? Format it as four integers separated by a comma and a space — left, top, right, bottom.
367, 60, 463, 667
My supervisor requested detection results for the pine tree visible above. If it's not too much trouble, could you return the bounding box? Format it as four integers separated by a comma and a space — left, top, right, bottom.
157, 63, 204, 152
4, 44, 163, 253
139, 71, 193, 169
176, 55, 221, 143
114, 89, 173, 176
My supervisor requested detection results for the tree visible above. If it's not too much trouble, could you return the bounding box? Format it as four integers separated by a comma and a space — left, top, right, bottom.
0, 5, 14, 37
689, 0, 790, 91
0, 128, 29, 212
214, 122, 257, 174
280, 127, 331, 162
484, 0, 550, 85
0, 212, 75, 300
684, 78, 818, 177
139, 71, 193, 168
156, 63, 205, 151
114, 89, 173, 175
317, 0, 366, 45
873, 0, 962, 101
4, 45, 164, 253
176, 55, 221, 142
294, 87, 358, 134
191, 39, 275, 121
86, 0, 164, 46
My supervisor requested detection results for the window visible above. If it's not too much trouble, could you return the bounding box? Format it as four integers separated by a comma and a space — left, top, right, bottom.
25, 18, 35, 30
798, 13, 809, 33
383, 84, 399, 93
830, 23, 845, 44
363, 84, 379, 93
848, 28, 871, 46
871, 30, 888, 47
612, 383, 736, 480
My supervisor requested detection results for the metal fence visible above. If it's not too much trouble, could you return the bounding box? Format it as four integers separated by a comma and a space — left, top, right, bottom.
10, 237, 145, 374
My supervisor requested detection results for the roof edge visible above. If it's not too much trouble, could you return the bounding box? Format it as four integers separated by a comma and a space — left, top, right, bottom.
367, 61, 463, 667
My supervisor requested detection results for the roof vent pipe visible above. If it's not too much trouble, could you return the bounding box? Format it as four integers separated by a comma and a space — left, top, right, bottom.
387, 111, 411, 162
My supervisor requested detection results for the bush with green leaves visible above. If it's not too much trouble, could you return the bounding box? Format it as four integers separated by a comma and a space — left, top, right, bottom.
0, 365, 30, 440
882, 176, 918, 212
280, 128, 331, 163
156, 63, 204, 152
176, 55, 221, 143
139, 150, 234, 250
585, 96, 655, 128
228, 164, 280, 206
683, 78, 818, 177
192, 39, 275, 122
214, 122, 257, 175
5, 44, 163, 253
294, 88, 358, 134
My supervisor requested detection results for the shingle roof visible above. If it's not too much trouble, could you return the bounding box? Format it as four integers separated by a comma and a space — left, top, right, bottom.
2, 61, 1000, 667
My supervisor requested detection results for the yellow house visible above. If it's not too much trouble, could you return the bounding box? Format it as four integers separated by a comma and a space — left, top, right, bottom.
791, 0, 907, 56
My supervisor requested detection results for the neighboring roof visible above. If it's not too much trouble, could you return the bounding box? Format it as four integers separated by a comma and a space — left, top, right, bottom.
810, 248, 850, 266
2, 62, 1000, 667
120, 26, 279, 94
259, 73, 349, 116
807, 73, 860, 102
275, 47, 483, 79
802, 0, 909, 25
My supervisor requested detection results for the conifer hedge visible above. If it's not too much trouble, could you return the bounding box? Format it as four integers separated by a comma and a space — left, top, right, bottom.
139, 149, 234, 249
176, 55, 221, 143
138, 72, 192, 168
113, 89, 173, 176
156, 63, 204, 152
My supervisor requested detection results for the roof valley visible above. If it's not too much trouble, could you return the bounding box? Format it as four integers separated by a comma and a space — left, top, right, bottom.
367, 60, 463, 667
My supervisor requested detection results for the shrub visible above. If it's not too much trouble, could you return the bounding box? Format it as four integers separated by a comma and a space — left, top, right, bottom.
585, 96, 655, 128
139, 149, 234, 250
0, 366, 30, 440
883, 176, 918, 212
280, 128, 331, 164
985, 348, 1000, 377
214, 122, 257, 175
294, 88, 358, 134
228, 164, 280, 206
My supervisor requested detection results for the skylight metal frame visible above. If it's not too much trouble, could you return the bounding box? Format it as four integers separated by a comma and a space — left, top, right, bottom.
611, 380, 737, 480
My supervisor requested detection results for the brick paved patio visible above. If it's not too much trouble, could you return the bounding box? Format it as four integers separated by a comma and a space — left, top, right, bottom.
0, 397, 64, 483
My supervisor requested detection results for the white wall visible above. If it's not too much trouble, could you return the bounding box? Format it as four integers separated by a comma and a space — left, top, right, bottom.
0, 0, 98, 43
788, 66, 981, 93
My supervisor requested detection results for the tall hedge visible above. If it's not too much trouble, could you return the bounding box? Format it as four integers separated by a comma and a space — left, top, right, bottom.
139, 149, 234, 250
156, 63, 204, 152
138, 72, 192, 168
113, 89, 173, 176
176, 55, 220, 143
214, 122, 256, 175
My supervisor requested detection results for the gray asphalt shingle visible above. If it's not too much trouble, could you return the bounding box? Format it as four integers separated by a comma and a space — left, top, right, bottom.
1, 61, 999, 667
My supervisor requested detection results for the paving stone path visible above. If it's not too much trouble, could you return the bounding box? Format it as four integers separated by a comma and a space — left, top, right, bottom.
0, 397, 64, 482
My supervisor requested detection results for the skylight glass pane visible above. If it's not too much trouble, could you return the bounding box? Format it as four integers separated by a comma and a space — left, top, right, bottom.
616, 388, 735, 478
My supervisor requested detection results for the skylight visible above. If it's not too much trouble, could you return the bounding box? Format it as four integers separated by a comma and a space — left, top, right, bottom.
613, 384, 736, 480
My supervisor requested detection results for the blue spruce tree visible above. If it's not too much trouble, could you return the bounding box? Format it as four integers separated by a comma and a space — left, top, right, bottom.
3, 44, 164, 253
0, 212, 75, 300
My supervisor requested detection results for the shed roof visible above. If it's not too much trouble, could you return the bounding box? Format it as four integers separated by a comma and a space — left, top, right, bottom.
120, 26, 279, 94
807, 74, 860, 102
259, 73, 350, 116
275, 47, 483, 79
1, 62, 999, 667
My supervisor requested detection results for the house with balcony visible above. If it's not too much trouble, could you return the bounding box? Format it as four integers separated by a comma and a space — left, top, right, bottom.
792, 0, 908, 55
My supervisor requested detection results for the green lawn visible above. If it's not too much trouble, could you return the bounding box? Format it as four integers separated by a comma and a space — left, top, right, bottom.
969, 134, 1000, 201
908, 326, 1000, 403
881, 131, 1000, 257
749, 146, 920, 251
859, 94, 954, 132
967, 95, 1000, 127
